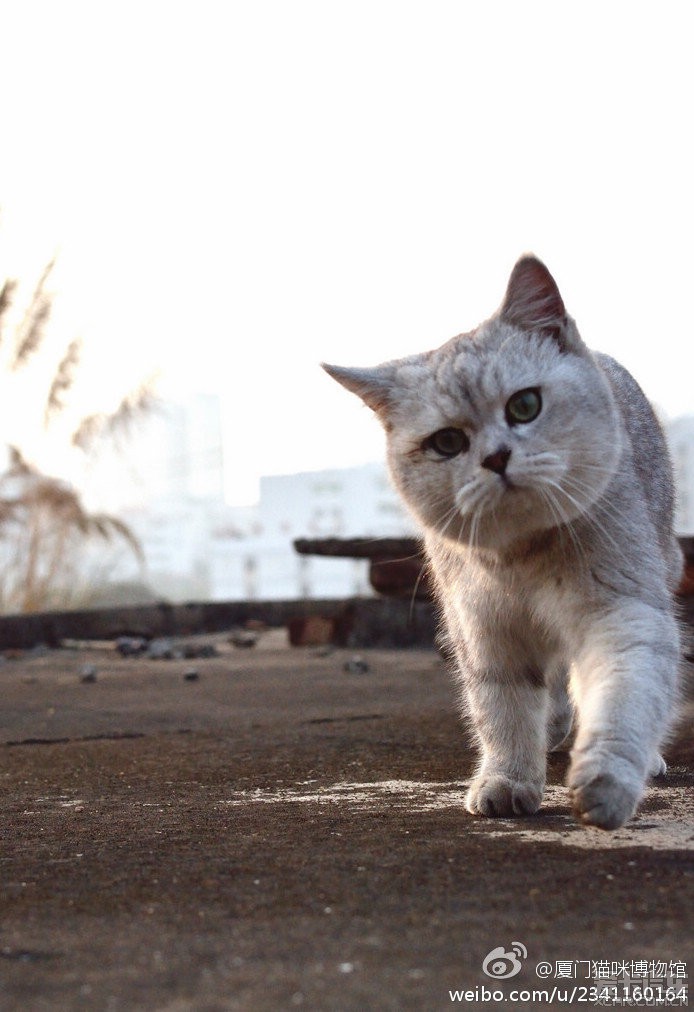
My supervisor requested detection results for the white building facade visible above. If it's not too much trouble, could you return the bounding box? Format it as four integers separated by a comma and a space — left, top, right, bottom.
667, 415, 694, 535
208, 463, 416, 601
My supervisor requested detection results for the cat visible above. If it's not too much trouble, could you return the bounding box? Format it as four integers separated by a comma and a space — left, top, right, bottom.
323, 255, 683, 830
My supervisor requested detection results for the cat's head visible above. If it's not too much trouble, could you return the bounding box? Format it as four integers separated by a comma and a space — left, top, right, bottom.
323, 256, 621, 552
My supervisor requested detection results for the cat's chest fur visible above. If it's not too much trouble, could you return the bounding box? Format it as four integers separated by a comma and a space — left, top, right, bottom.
427, 533, 587, 676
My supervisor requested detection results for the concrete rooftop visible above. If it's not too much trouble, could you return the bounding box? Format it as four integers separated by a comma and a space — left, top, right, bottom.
0, 631, 692, 1010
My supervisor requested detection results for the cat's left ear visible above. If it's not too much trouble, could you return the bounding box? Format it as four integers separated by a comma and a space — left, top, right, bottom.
500, 255, 570, 349
321, 362, 396, 415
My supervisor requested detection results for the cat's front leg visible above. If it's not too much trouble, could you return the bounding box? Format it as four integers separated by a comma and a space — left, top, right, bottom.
463, 675, 548, 818
567, 602, 679, 830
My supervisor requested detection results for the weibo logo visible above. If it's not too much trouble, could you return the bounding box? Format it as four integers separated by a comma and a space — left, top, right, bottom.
481, 941, 527, 979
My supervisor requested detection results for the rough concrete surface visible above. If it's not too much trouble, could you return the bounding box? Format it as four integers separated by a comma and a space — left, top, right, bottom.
0, 632, 692, 1010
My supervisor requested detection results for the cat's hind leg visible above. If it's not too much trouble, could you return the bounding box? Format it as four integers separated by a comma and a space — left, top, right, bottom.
547, 672, 574, 752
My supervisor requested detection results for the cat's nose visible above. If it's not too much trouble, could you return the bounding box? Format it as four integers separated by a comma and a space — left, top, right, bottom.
481, 447, 511, 475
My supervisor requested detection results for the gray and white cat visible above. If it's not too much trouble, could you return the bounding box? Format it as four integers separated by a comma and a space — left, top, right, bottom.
324, 255, 682, 830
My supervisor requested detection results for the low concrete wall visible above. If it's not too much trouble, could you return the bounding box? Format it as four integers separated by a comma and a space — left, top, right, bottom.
0, 597, 438, 650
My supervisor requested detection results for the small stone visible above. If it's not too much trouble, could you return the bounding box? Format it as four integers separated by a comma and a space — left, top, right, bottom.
229, 630, 258, 649
181, 643, 218, 659
311, 645, 335, 658
183, 670, 199, 681
146, 638, 175, 660
343, 656, 370, 675
115, 636, 147, 657
80, 665, 97, 683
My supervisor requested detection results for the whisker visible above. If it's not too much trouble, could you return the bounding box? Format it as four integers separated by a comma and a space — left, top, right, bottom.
554, 473, 635, 537
536, 484, 588, 571
542, 477, 623, 555
436, 502, 462, 540
408, 560, 431, 622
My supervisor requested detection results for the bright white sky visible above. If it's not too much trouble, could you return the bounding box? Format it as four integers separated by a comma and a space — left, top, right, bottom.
1, 1, 692, 505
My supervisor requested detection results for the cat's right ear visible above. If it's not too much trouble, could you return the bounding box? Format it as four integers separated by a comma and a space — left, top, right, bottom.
500, 255, 569, 348
321, 362, 395, 415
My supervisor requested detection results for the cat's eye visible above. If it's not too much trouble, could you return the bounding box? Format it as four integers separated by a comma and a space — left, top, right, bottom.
424, 427, 470, 458
505, 388, 542, 425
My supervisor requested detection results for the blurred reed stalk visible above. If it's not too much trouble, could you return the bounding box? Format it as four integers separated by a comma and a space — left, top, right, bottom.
0, 256, 153, 613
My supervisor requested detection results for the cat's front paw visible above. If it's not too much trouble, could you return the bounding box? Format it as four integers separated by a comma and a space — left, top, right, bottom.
568, 758, 642, 830
465, 774, 543, 818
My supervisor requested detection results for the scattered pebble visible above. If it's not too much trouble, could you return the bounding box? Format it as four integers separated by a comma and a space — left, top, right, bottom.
116, 636, 219, 661
229, 630, 258, 649
115, 636, 148, 657
79, 665, 97, 683
183, 670, 199, 681
146, 638, 175, 660
181, 643, 218, 659
343, 656, 370, 675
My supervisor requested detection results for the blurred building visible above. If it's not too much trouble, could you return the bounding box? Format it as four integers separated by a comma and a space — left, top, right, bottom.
99, 393, 414, 601
208, 463, 416, 600
667, 415, 694, 535
120, 460, 414, 602
96, 393, 230, 601
96, 393, 226, 508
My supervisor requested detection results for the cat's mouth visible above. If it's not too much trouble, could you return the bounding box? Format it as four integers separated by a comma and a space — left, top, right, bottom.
446, 471, 548, 549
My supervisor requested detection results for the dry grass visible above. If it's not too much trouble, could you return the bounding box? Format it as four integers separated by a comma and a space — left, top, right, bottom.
8, 258, 56, 369
0, 256, 152, 614
72, 381, 158, 453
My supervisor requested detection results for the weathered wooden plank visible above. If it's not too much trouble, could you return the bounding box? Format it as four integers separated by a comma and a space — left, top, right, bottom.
295, 535, 694, 603
293, 537, 421, 559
